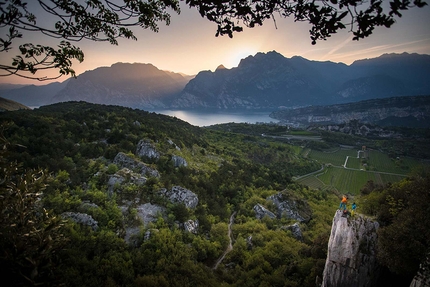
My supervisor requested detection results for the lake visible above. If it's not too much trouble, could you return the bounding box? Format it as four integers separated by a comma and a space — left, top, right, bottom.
150, 109, 279, 127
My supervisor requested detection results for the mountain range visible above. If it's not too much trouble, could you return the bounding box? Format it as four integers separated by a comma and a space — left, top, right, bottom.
1, 51, 429, 110
270, 95, 430, 128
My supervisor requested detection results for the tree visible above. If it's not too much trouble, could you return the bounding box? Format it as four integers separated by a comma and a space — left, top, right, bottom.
0, 0, 427, 81
0, 124, 66, 286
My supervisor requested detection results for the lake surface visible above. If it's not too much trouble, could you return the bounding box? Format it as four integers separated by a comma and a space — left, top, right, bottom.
151, 109, 279, 127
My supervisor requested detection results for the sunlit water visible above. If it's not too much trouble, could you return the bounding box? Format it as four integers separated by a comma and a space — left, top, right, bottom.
151, 109, 279, 127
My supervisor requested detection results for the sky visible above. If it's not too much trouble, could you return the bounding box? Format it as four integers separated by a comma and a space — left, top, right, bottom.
1, 1, 430, 85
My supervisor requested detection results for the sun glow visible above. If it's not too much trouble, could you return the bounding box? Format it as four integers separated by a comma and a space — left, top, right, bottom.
226, 47, 259, 69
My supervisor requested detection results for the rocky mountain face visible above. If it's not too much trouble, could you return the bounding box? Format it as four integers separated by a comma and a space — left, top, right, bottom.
171, 52, 430, 109
321, 210, 380, 287
270, 95, 430, 128
52, 63, 190, 108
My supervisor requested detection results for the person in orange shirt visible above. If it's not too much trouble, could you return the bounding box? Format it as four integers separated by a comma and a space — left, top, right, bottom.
339, 195, 348, 211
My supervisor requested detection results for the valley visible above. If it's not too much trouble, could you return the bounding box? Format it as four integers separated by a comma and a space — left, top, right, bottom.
1, 101, 429, 286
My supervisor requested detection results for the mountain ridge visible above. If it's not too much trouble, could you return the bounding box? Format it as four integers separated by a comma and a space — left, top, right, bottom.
1, 51, 430, 110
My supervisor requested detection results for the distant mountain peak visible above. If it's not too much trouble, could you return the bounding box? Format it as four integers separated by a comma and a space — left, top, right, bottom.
216, 64, 227, 71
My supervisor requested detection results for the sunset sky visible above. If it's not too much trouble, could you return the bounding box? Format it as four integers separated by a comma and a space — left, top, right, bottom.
1, 2, 430, 85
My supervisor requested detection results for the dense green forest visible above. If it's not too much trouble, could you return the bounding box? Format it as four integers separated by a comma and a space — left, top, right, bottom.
1, 102, 429, 286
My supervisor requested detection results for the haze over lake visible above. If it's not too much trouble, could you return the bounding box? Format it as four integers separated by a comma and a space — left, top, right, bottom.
152, 110, 280, 127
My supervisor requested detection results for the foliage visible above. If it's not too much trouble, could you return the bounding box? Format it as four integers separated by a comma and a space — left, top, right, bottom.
1, 0, 427, 80
358, 173, 430, 279
189, 0, 427, 43
1, 102, 407, 286
0, 127, 66, 286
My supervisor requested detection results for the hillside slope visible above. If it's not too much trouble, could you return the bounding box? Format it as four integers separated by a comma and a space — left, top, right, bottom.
0, 96, 30, 111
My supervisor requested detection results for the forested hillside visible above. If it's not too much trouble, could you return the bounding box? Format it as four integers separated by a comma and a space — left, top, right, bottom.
0, 102, 428, 286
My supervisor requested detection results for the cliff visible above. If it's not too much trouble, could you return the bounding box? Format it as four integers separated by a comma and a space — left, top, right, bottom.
321, 210, 380, 287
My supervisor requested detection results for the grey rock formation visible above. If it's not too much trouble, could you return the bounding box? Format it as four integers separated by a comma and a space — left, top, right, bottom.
321, 210, 380, 287
267, 191, 312, 222
61, 212, 98, 231
253, 203, 276, 220
107, 167, 147, 196
282, 222, 303, 241
136, 203, 166, 227
167, 139, 181, 151
410, 253, 430, 287
124, 226, 141, 246
113, 152, 160, 177
172, 155, 188, 167
159, 186, 198, 209
183, 219, 199, 234
136, 139, 160, 159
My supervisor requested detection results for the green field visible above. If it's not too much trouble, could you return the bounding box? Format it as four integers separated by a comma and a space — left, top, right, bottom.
308, 149, 358, 166
297, 147, 428, 195
298, 166, 407, 195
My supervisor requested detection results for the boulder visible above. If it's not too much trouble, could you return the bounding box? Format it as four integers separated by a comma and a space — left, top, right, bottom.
107, 167, 147, 196
136, 203, 166, 226
113, 152, 160, 177
183, 219, 199, 234
61, 212, 98, 231
159, 186, 199, 209
253, 203, 276, 220
410, 253, 430, 287
136, 139, 160, 159
282, 222, 303, 241
321, 210, 380, 287
167, 139, 181, 151
267, 191, 312, 222
172, 155, 188, 167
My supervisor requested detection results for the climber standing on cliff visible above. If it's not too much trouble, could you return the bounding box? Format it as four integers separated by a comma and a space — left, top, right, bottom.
339, 195, 348, 211
351, 202, 357, 216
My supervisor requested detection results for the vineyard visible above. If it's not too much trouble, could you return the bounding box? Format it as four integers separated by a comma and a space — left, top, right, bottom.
297, 147, 425, 194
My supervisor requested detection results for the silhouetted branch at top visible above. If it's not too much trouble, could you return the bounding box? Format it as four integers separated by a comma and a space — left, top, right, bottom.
0, 0, 427, 81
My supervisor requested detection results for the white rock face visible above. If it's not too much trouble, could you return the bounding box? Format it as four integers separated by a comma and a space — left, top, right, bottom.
171, 155, 188, 167
321, 210, 380, 287
267, 192, 311, 222
135, 203, 166, 227
113, 152, 160, 177
135, 139, 160, 159
159, 186, 199, 209
253, 203, 276, 219
183, 219, 199, 234
410, 253, 430, 287
61, 212, 98, 231
107, 167, 147, 196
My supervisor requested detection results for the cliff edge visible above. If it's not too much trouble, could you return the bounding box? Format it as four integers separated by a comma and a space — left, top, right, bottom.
322, 210, 380, 287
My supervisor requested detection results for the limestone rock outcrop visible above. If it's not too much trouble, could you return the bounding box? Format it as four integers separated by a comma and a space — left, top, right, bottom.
61, 212, 98, 231
282, 222, 303, 241
267, 191, 312, 222
107, 167, 147, 196
136, 139, 160, 159
172, 155, 188, 167
136, 203, 166, 226
253, 203, 276, 219
321, 210, 380, 287
410, 253, 430, 287
159, 186, 198, 209
113, 152, 160, 177
183, 219, 199, 234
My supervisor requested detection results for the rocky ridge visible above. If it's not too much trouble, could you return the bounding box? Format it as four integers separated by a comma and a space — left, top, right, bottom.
270, 95, 430, 128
